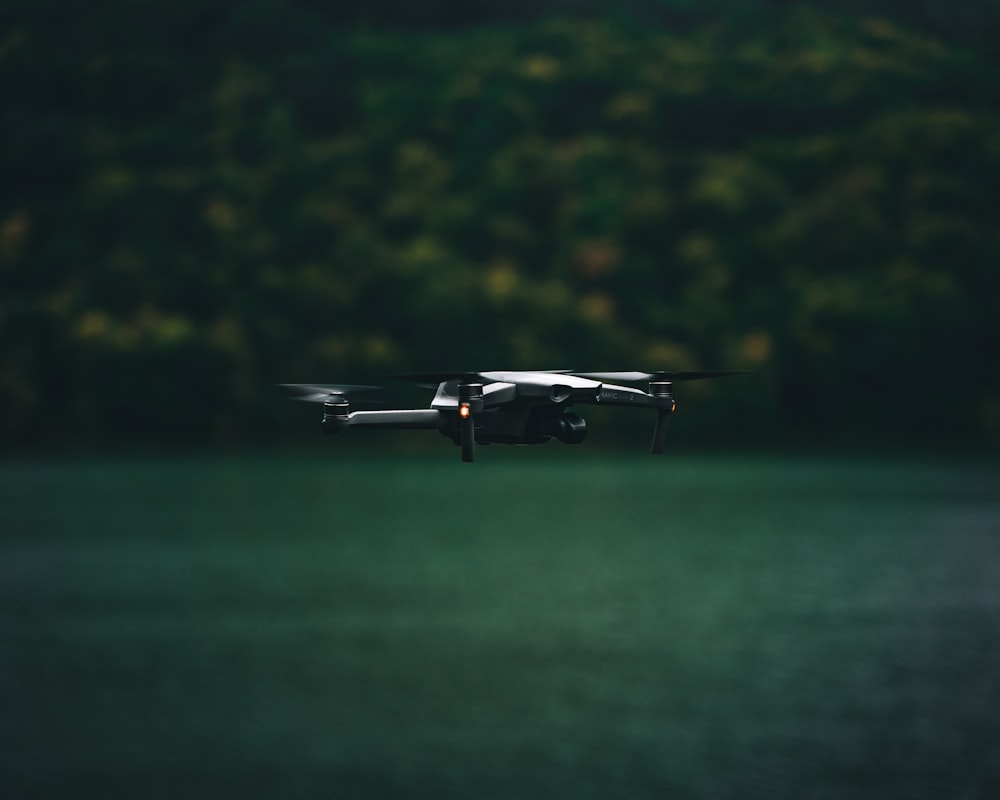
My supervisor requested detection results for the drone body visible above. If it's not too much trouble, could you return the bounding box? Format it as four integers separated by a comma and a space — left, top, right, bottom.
284, 370, 741, 462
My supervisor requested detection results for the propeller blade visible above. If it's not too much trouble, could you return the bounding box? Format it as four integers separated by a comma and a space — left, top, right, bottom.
395, 370, 575, 384
279, 383, 382, 403
391, 371, 484, 384
572, 371, 651, 382
665, 370, 747, 381
572, 370, 746, 382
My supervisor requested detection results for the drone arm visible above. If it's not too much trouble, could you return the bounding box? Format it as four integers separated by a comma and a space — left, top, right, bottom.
340, 409, 447, 430
581, 384, 668, 409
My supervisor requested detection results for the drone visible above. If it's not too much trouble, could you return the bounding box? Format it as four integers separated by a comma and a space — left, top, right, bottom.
283, 370, 743, 462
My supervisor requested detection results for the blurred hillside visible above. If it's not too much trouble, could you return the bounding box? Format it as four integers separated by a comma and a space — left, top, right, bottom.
2, 1, 998, 448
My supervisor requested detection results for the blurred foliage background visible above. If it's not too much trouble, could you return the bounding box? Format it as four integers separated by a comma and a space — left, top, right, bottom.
2, 0, 999, 448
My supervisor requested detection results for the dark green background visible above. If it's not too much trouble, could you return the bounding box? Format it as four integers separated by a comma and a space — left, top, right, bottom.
2, 0, 999, 448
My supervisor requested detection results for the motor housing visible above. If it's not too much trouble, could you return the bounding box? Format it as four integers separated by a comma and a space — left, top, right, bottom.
322, 396, 350, 435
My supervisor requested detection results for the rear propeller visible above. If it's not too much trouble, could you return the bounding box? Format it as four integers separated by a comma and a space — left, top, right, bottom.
280, 384, 384, 433
279, 383, 383, 405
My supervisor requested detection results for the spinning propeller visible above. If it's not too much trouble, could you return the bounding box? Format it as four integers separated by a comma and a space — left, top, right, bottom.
391, 371, 491, 383
281, 383, 386, 437
280, 383, 383, 404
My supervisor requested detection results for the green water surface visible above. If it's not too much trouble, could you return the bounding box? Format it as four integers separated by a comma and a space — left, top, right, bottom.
2, 453, 998, 798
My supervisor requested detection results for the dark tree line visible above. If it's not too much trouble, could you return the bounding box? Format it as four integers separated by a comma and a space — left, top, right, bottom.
2, 2, 998, 447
